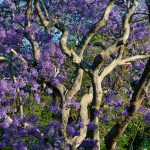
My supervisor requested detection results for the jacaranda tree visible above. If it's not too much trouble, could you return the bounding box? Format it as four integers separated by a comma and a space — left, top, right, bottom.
0, 0, 150, 149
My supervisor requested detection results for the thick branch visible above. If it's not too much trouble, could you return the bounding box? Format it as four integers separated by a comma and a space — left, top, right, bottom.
99, 47, 124, 82
119, 55, 150, 65
92, 0, 138, 70
99, 54, 149, 82
44, 80, 66, 101
89, 47, 123, 149
66, 68, 84, 99
78, 0, 116, 57
71, 88, 93, 148
60, 30, 83, 65
61, 68, 84, 139
60, 30, 72, 58
34, 0, 90, 70
26, 0, 41, 61
34, 0, 50, 30
25, 0, 33, 27
29, 35, 41, 61
102, 0, 138, 57
105, 59, 150, 150
41, 0, 50, 20
60, 29, 91, 71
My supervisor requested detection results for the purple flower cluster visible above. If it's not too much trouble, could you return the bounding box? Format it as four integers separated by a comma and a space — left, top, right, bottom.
66, 98, 80, 109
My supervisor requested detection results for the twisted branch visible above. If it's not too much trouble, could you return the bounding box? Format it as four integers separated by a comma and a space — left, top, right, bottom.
78, 0, 116, 57
92, 0, 138, 70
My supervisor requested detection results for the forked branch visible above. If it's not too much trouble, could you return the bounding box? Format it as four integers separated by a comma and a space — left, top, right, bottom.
78, 0, 116, 57
92, 0, 138, 70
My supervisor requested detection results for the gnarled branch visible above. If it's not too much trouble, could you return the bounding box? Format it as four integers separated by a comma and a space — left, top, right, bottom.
71, 87, 93, 148
26, 0, 41, 61
92, 0, 138, 70
78, 0, 116, 57
61, 68, 84, 139
34, 0, 50, 30
119, 55, 150, 65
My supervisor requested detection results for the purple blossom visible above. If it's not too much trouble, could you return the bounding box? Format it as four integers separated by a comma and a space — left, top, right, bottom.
94, 108, 107, 117
50, 101, 61, 114
144, 43, 150, 51
47, 88, 53, 94
13, 141, 28, 150
0, 28, 6, 38
30, 69, 38, 77
81, 138, 97, 148
120, 110, 128, 116
19, 90, 29, 99
67, 126, 77, 137
67, 122, 80, 137
144, 111, 150, 124
101, 117, 109, 125
31, 83, 39, 91
1, 116, 13, 128
104, 91, 115, 104
133, 76, 140, 82
34, 93, 41, 104
66, 99, 80, 109
88, 122, 98, 130
0, 108, 9, 119
110, 98, 122, 109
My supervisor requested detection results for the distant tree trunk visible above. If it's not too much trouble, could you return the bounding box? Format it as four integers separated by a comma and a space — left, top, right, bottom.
105, 59, 150, 150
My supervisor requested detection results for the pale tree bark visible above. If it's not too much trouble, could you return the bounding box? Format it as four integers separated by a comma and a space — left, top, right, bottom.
0, 56, 7, 62
0, 49, 27, 63
8, 52, 28, 119
78, 0, 116, 57
105, 59, 150, 150
34, 0, 50, 31
89, 1, 138, 148
71, 87, 93, 149
29, 36, 41, 61
89, 46, 124, 149
61, 68, 84, 139
90, 70, 103, 149
10, 49, 27, 63
44, 67, 84, 146
92, 0, 139, 70
34, 1, 85, 144
118, 55, 150, 65
9, 49, 28, 119
26, 0, 41, 61
58, 2, 119, 146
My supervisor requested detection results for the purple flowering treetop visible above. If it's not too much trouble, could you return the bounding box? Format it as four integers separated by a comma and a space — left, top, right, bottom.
0, 0, 150, 149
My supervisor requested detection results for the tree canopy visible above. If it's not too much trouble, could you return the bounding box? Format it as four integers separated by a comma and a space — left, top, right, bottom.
0, 0, 150, 149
